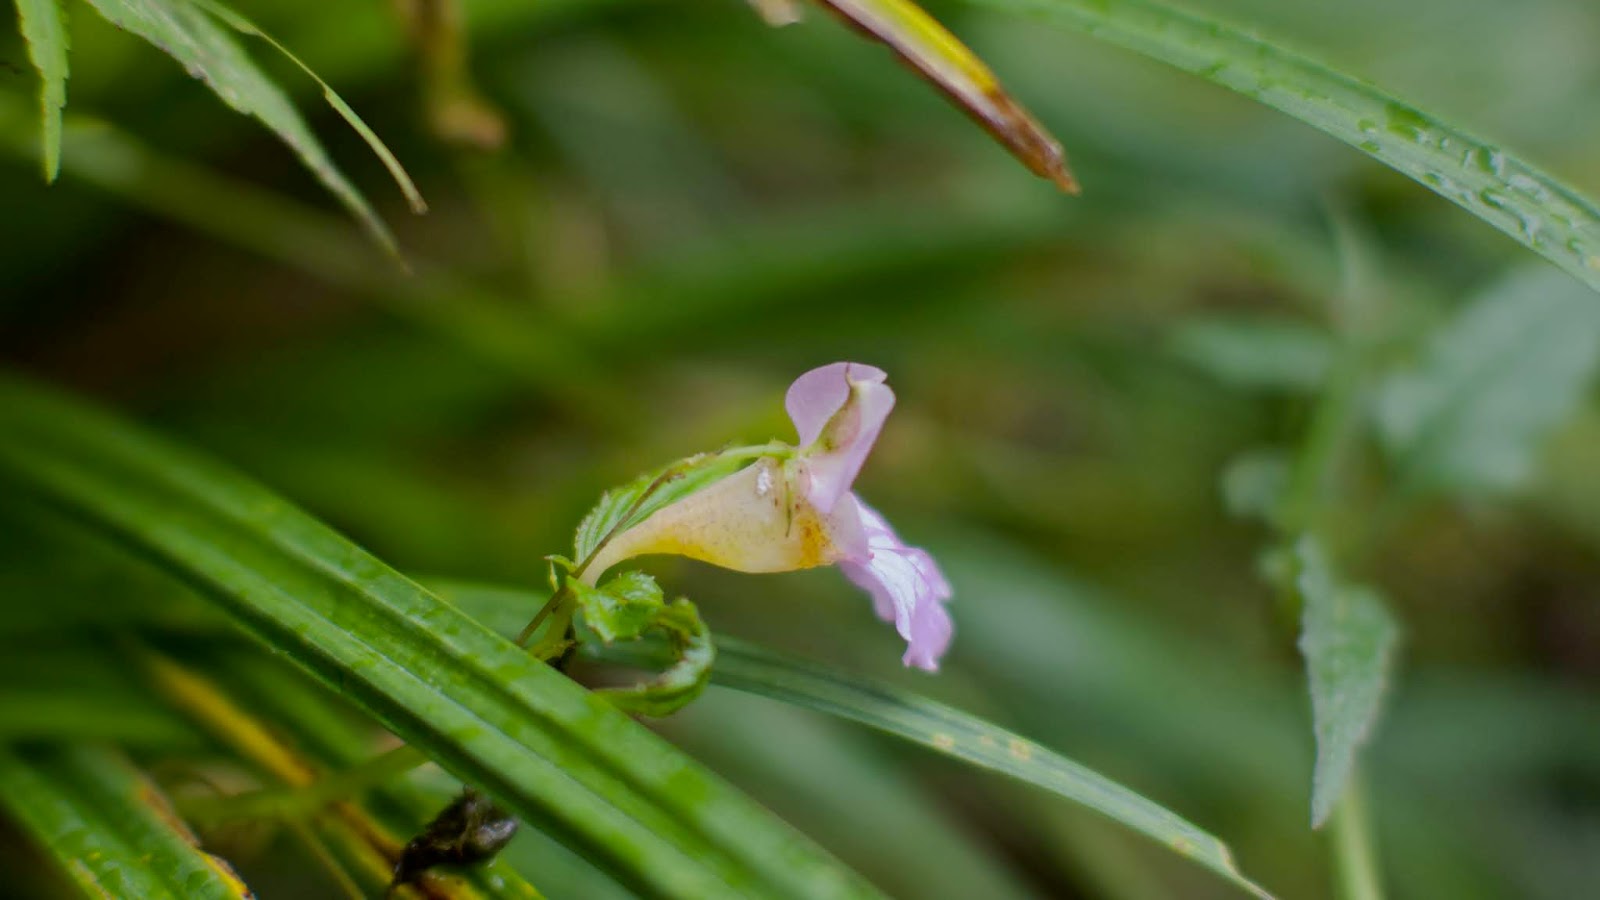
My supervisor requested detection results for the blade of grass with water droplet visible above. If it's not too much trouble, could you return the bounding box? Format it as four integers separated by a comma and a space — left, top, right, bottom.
974, 0, 1600, 294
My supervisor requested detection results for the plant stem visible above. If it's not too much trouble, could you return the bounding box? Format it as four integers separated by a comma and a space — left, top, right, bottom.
1331, 778, 1384, 900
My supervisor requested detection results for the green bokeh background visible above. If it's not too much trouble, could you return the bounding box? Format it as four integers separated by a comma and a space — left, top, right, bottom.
2, 0, 1598, 897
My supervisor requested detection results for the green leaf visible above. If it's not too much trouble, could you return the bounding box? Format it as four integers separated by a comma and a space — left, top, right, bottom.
14, 0, 68, 182
436, 580, 1270, 894
1377, 266, 1600, 494
580, 634, 1272, 898
574, 570, 665, 643
0, 744, 251, 898
1293, 537, 1399, 829
1170, 318, 1334, 393
976, 0, 1600, 294
808, 0, 1076, 191
600, 599, 716, 718
0, 373, 880, 900
79, 0, 400, 255
1220, 448, 1291, 524
189, 0, 427, 214
574, 450, 763, 563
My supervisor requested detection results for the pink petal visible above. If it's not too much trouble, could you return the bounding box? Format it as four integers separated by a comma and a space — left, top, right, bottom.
837, 497, 953, 672
785, 363, 894, 514
786, 362, 885, 445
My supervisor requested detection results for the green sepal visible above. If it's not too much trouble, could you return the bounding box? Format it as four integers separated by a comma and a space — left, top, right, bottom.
572, 444, 791, 565
572, 571, 665, 645
599, 599, 715, 718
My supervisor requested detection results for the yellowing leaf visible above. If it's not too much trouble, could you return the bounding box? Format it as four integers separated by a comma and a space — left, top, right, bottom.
809, 0, 1078, 191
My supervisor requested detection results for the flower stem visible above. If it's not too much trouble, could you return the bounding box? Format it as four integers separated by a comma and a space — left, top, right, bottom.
1331, 776, 1384, 900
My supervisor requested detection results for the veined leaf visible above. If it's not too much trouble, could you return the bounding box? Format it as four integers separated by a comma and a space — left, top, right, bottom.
1293, 538, 1398, 829
1378, 266, 1600, 494
589, 634, 1273, 898
0, 744, 251, 899
977, 0, 1600, 295
14, 0, 69, 182
808, 0, 1077, 191
79, 0, 400, 255
0, 373, 880, 900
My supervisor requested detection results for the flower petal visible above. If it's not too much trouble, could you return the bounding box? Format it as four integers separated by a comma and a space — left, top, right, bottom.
786, 362, 883, 444
837, 497, 953, 671
786, 362, 894, 514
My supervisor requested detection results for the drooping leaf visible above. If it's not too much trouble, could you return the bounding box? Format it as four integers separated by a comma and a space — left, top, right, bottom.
14, 0, 69, 182
79, 0, 400, 255
430, 580, 1270, 895
0, 373, 880, 900
1293, 537, 1399, 829
591, 634, 1273, 898
805, 0, 1077, 191
0, 744, 252, 899
976, 0, 1600, 295
190, 0, 427, 214
1377, 266, 1600, 494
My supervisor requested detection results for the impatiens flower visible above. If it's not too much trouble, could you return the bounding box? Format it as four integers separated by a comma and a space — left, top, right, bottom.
582, 362, 954, 671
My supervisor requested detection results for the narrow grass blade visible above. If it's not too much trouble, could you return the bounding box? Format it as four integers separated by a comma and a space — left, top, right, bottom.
811, 0, 1077, 191
977, 0, 1600, 293
437, 580, 1270, 896
696, 638, 1274, 899
0, 373, 879, 900
192, 0, 427, 214
79, 0, 400, 256
14, 0, 68, 182
0, 745, 252, 899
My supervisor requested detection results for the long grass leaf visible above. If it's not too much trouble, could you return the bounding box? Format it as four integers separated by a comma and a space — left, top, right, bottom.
191, 0, 427, 214
811, 0, 1076, 190
0, 745, 251, 899
0, 373, 880, 900
976, 0, 1600, 293
630, 636, 1274, 898
436, 583, 1270, 898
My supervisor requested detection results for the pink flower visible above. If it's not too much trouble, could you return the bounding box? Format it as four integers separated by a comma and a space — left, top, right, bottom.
583, 363, 954, 671
787, 363, 953, 671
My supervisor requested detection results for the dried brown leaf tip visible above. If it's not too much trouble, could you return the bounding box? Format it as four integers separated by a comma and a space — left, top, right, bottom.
806, 0, 1079, 192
